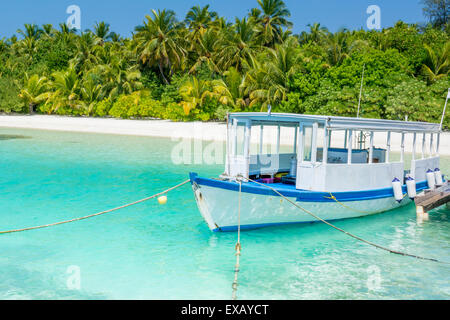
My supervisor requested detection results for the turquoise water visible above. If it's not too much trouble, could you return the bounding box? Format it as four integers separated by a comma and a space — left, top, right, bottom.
0, 127, 449, 300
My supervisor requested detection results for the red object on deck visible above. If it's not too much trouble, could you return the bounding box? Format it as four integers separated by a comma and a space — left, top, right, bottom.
261, 177, 281, 184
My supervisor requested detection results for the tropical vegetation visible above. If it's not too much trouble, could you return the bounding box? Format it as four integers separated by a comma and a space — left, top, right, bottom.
0, 0, 449, 127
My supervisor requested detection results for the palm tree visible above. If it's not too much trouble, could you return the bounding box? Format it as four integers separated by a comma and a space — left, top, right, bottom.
249, 8, 262, 21
253, 0, 292, 46
422, 42, 450, 84
210, 16, 231, 31
216, 17, 259, 72
245, 38, 300, 110
0, 38, 7, 53
188, 28, 220, 74
103, 63, 142, 98
58, 23, 77, 34
109, 32, 122, 43
179, 77, 212, 114
54, 23, 77, 44
71, 32, 100, 72
134, 9, 186, 84
15, 24, 42, 61
185, 5, 218, 39
8, 35, 18, 45
80, 77, 105, 115
324, 29, 367, 66
46, 66, 81, 113
42, 24, 55, 38
93, 21, 112, 45
17, 74, 50, 113
16, 37, 39, 61
91, 41, 142, 98
210, 67, 247, 108
303, 23, 329, 44
17, 24, 42, 41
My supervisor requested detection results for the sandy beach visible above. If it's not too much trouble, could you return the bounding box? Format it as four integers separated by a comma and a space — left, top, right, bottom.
1, 114, 449, 155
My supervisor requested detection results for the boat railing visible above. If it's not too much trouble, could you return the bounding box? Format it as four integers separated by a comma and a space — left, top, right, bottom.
225, 114, 442, 192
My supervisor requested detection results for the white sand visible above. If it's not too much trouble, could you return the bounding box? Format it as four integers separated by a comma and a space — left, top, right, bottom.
1, 114, 449, 156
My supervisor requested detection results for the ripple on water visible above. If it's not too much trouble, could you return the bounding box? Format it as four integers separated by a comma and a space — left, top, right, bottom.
0, 127, 449, 299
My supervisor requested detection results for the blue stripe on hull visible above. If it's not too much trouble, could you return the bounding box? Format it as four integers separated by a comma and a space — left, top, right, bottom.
189, 172, 429, 203
212, 220, 327, 232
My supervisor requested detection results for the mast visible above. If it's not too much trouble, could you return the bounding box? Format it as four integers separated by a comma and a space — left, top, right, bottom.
439, 88, 450, 131
356, 64, 365, 150
356, 64, 365, 119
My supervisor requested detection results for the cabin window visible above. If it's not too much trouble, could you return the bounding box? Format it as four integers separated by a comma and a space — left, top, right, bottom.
430, 133, 436, 157
401, 133, 416, 171
316, 126, 325, 162
328, 130, 345, 149
250, 124, 262, 155
261, 125, 278, 155
351, 131, 372, 151
235, 122, 245, 156
386, 132, 401, 162
302, 126, 313, 162
278, 125, 298, 154
422, 133, 428, 159
370, 132, 385, 164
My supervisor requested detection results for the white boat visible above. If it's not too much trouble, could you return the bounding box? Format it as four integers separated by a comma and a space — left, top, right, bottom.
190, 113, 444, 232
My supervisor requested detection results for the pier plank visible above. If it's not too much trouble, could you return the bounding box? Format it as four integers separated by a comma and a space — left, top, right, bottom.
415, 182, 450, 212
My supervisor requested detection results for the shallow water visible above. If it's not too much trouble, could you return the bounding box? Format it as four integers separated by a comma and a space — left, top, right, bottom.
0, 127, 449, 299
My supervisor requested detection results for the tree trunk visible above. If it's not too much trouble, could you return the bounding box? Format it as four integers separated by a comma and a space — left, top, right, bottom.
168, 58, 174, 78
159, 61, 169, 85
29, 103, 34, 114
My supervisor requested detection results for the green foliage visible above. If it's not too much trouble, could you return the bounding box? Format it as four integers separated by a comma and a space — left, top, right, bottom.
107, 90, 190, 120
1, 0, 449, 124
327, 48, 411, 88
275, 92, 304, 113
93, 98, 113, 117
164, 102, 189, 121
17, 73, 50, 113
288, 59, 327, 99
109, 91, 145, 118
385, 77, 450, 126
0, 77, 23, 113
33, 38, 74, 71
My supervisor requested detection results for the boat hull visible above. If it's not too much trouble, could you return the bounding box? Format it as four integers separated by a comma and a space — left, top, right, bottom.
190, 173, 427, 232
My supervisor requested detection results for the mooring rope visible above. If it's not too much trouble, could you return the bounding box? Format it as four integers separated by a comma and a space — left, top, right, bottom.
231, 180, 242, 300
0, 180, 190, 235
323, 192, 407, 215
244, 177, 450, 265
323, 193, 373, 214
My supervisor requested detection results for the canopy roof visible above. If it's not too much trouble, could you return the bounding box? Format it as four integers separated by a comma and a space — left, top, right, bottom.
229, 112, 441, 133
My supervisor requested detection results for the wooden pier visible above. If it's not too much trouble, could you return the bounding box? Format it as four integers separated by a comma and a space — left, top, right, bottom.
415, 182, 450, 218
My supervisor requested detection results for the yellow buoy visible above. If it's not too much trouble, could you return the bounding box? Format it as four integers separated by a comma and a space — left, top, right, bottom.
157, 195, 168, 205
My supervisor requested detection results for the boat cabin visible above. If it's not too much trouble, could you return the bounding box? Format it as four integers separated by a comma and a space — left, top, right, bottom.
225, 113, 441, 192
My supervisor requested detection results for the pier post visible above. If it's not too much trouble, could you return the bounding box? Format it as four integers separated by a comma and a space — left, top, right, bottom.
416, 205, 429, 221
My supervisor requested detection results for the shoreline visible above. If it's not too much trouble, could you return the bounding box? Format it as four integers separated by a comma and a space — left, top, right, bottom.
0, 114, 228, 140
1, 114, 449, 156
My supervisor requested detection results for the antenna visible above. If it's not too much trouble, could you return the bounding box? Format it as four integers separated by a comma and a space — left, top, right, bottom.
439, 88, 450, 131
356, 64, 365, 118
